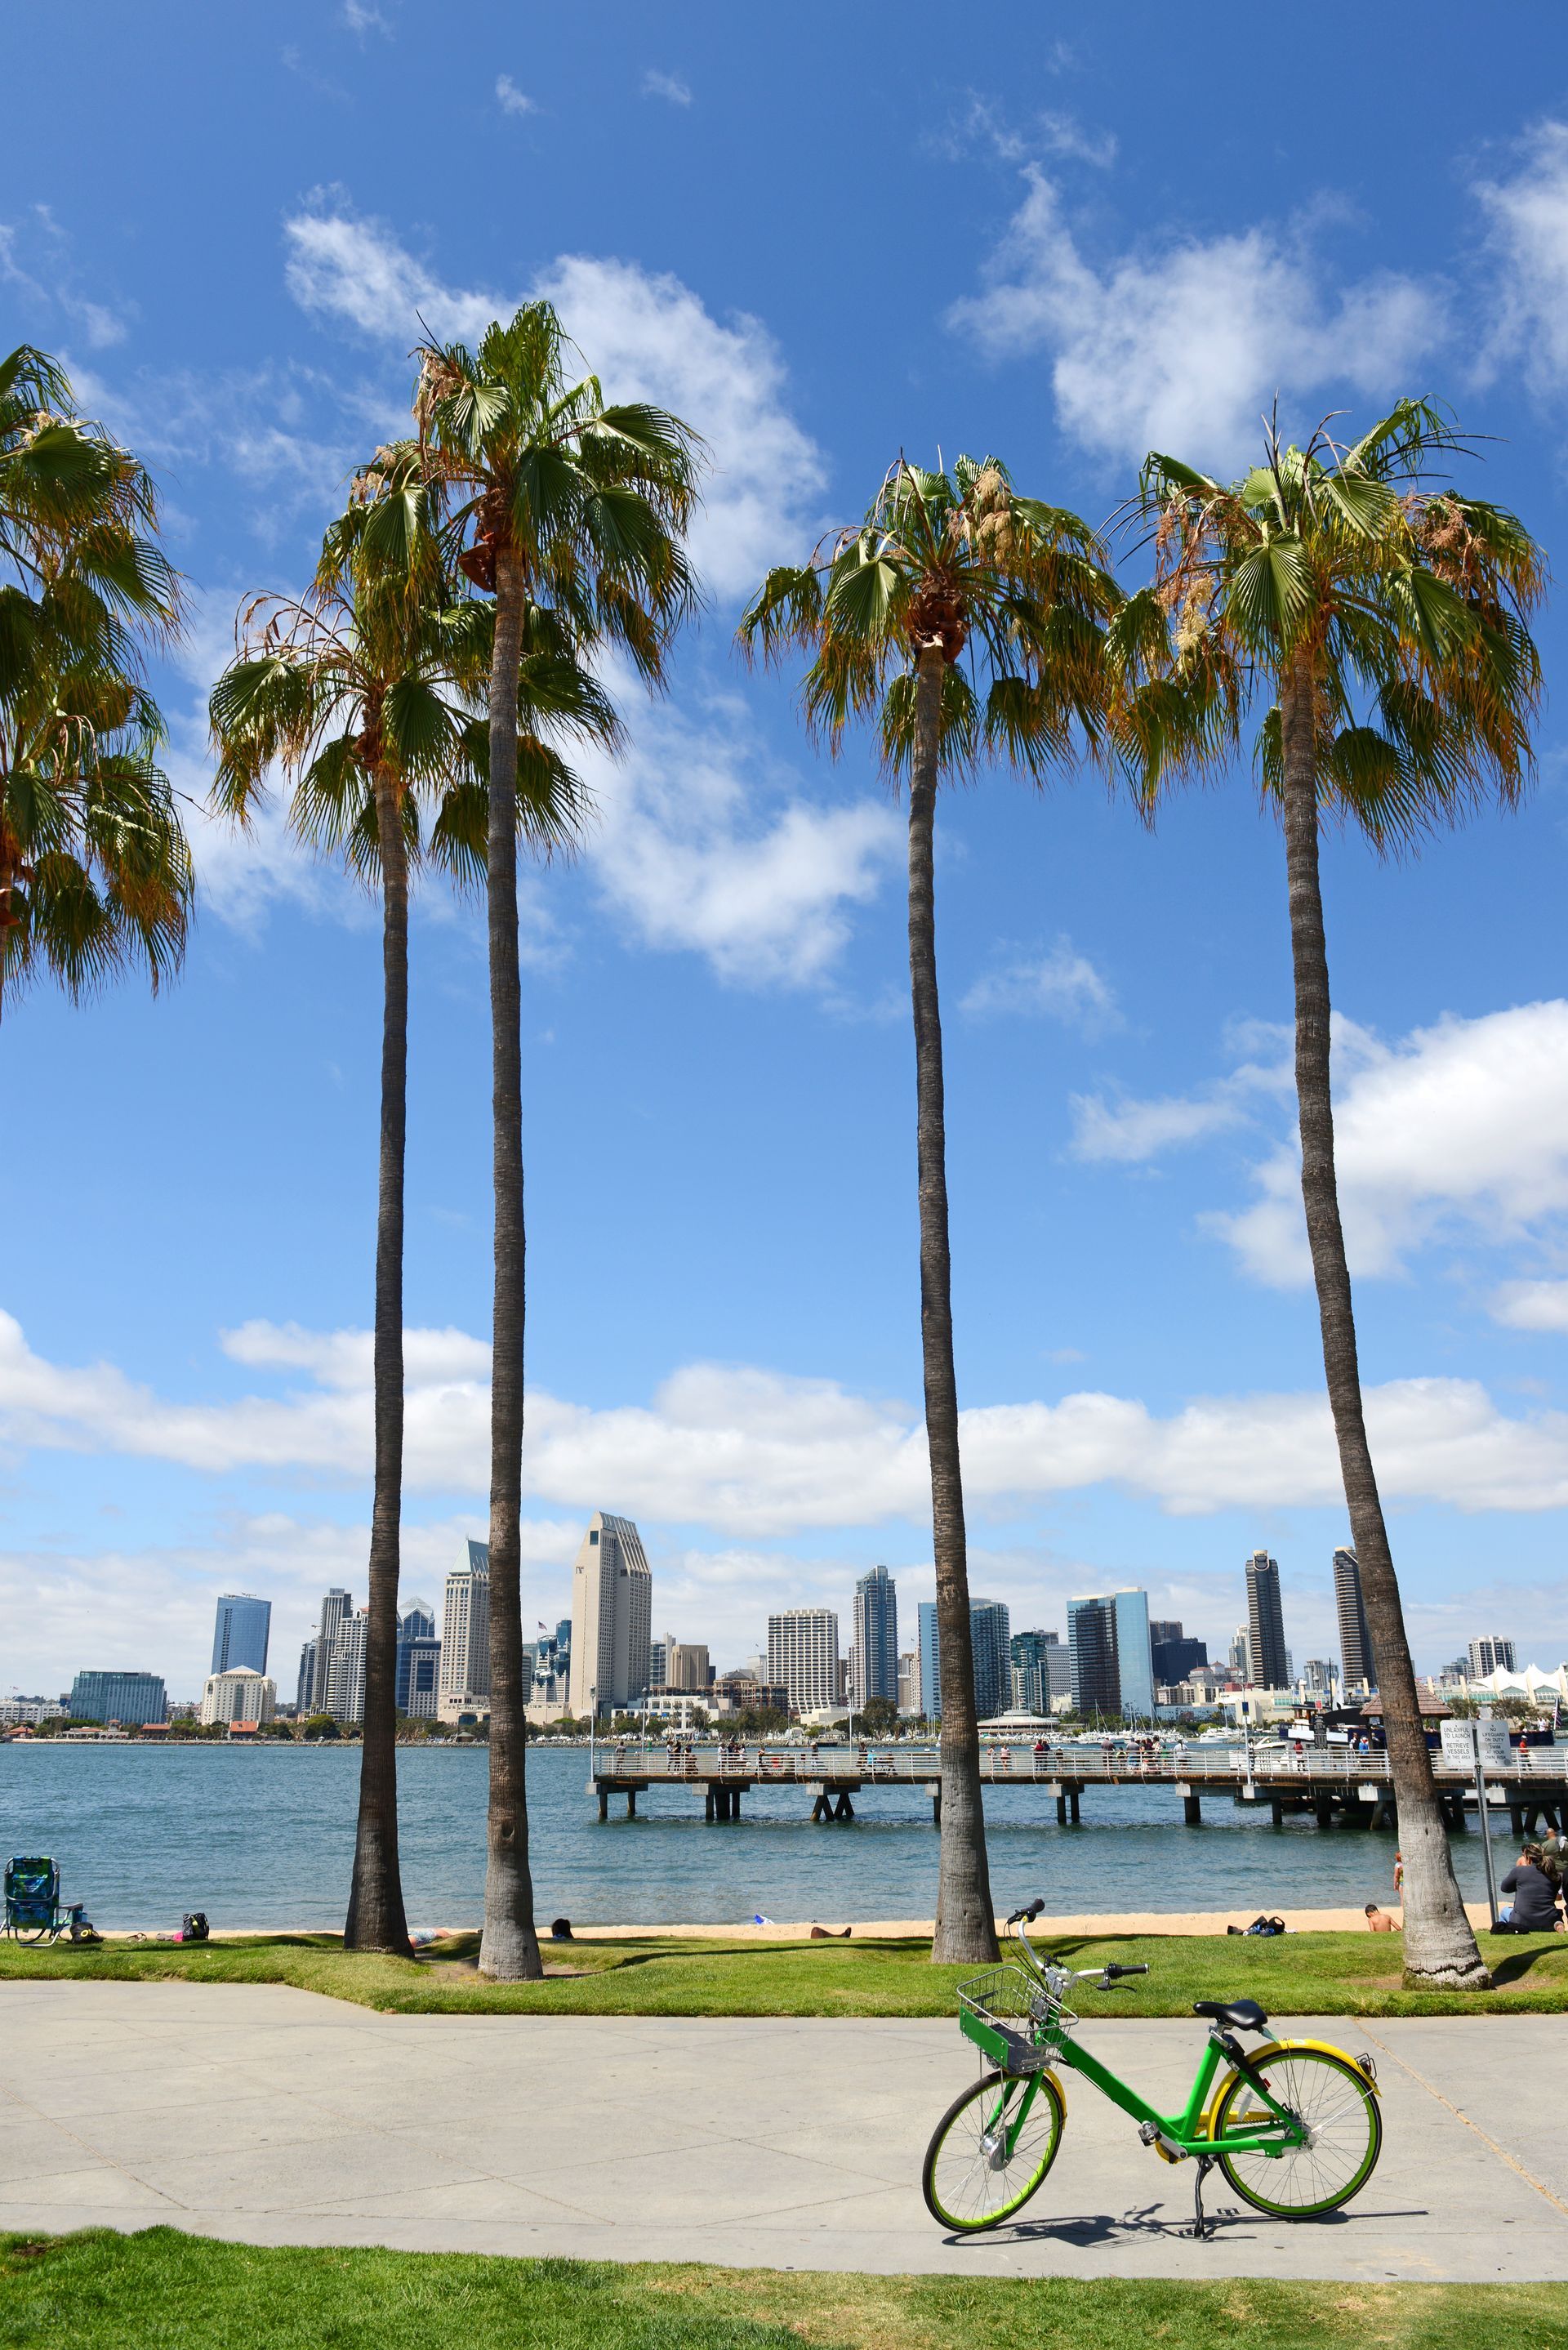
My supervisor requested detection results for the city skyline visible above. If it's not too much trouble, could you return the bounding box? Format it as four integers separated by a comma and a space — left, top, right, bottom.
36, 1527, 1550, 1716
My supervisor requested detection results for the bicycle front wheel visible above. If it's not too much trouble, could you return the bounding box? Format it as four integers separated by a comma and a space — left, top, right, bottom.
1212, 2045, 1381, 2218
922, 2067, 1065, 2232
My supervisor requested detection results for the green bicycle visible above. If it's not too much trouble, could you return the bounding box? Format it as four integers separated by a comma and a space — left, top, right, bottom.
923, 1897, 1382, 2237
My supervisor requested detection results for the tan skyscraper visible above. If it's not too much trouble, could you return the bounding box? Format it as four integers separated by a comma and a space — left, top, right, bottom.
569, 1512, 653, 1720
439, 1540, 491, 1713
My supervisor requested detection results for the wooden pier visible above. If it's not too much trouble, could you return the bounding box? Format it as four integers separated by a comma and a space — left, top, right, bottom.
589, 1740, 1568, 1835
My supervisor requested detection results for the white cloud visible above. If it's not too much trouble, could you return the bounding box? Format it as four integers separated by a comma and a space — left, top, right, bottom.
1213, 1002, 1568, 1286
7, 1308, 1568, 1527
642, 69, 693, 107
962, 936, 1116, 1027
282, 203, 825, 599
342, 0, 391, 32
582, 686, 900, 987
1491, 1280, 1568, 1334
1071, 1043, 1291, 1164
949, 169, 1446, 469
1074, 1003, 1568, 1290
1475, 120, 1568, 394
495, 74, 536, 117
942, 96, 1116, 171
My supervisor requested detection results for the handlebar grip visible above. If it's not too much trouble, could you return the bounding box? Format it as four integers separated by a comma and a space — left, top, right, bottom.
1004, 1897, 1048, 1926
1103, 1962, 1149, 1979
1027, 1897, 1046, 1920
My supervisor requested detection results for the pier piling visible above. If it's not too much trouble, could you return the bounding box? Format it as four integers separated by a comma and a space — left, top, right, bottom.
1184, 1794, 1202, 1826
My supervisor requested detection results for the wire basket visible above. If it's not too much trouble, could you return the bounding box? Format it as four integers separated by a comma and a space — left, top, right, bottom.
956, 1964, 1062, 2033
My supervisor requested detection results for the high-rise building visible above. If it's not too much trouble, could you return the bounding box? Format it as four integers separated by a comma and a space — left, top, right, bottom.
439, 1541, 491, 1709
1152, 1630, 1209, 1685
399, 1598, 436, 1643
1228, 1625, 1251, 1682
1067, 1590, 1155, 1720
395, 1635, 442, 1718
648, 1636, 670, 1690
1333, 1549, 1375, 1692
1301, 1657, 1339, 1698
327, 1609, 368, 1723
1067, 1596, 1120, 1718
767, 1608, 840, 1714
1010, 1629, 1066, 1715
296, 1639, 318, 1715
918, 1597, 1021, 1719
969, 1599, 1013, 1719
1245, 1550, 1290, 1690
1468, 1636, 1517, 1679
68, 1670, 167, 1726
1148, 1619, 1183, 1648
570, 1512, 653, 1719
665, 1641, 710, 1692
211, 1593, 271, 1677
851, 1566, 899, 1706
897, 1649, 920, 1714
312, 1588, 353, 1710
918, 1602, 941, 1719
200, 1668, 277, 1727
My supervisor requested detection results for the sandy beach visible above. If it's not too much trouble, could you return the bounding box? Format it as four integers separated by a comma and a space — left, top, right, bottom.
170, 1903, 1499, 1943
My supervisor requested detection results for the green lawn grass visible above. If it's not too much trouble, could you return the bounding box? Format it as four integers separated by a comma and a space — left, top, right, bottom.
1, 2232, 1563, 2350
2, 1925, 1565, 2014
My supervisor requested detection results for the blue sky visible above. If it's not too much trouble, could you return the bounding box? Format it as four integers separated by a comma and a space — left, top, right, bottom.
6, 1, 1568, 1700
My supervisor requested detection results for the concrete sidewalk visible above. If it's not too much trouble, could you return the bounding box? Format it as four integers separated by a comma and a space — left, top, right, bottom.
2, 1982, 1564, 2279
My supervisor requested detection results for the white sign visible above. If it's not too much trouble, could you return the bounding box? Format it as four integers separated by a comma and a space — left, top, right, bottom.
1441, 1719, 1512, 1772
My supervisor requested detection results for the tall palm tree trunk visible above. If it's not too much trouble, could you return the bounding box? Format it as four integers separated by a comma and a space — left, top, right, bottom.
1280, 656, 1489, 1990
479, 546, 543, 1981
909, 643, 997, 1968
345, 768, 413, 1955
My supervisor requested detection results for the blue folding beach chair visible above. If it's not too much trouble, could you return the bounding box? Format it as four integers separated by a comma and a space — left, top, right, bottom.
3, 1856, 96, 1945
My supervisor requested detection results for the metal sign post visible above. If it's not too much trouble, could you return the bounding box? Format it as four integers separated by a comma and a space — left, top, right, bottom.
1475, 1750, 1501, 1928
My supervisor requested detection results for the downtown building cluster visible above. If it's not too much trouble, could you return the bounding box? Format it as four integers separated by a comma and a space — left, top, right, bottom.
12, 1529, 1554, 1737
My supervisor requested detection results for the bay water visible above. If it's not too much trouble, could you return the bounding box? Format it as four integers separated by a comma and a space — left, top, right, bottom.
0, 1741, 1505, 1933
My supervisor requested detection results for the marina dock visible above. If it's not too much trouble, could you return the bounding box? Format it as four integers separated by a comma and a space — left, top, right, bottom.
589, 1739, 1568, 1835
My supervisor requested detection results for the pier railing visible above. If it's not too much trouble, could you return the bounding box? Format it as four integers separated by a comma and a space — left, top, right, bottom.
594, 1741, 1566, 1787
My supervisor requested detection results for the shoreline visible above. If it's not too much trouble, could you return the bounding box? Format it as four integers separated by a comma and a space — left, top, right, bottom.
109, 1904, 1472, 1942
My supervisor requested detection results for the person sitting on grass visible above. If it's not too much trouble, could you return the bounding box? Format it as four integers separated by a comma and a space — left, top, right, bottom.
1364, 1902, 1396, 1933
1496, 1844, 1562, 1933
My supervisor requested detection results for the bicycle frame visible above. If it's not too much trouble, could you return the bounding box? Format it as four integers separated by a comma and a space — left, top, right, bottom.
967, 1922, 1307, 2164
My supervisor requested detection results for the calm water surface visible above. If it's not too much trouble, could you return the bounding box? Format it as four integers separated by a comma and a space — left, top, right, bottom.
0, 1741, 1507, 1931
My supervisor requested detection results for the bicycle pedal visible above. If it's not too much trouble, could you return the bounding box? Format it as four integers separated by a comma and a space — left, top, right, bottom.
1138, 2121, 1182, 2165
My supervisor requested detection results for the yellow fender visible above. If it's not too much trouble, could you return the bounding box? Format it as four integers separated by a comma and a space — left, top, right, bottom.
1205, 2037, 1381, 2137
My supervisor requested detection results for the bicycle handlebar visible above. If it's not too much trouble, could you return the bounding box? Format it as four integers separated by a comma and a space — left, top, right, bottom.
1004, 1898, 1048, 1926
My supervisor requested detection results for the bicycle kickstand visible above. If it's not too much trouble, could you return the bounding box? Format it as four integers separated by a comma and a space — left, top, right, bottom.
1188, 2156, 1218, 2241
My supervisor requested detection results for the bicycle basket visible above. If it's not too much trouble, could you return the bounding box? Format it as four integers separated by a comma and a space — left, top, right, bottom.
956, 1965, 1064, 2073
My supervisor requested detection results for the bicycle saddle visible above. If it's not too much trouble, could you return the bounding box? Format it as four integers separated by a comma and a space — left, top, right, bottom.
1192, 1998, 1268, 2031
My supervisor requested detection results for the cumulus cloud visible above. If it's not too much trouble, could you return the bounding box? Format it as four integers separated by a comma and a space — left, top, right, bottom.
1491, 1280, 1568, 1334
1475, 120, 1568, 395
962, 936, 1117, 1028
7, 1308, 1568, 1527
581, 687, 900, 987
282, 203, 824, 599
949, 170, 1446, 470
1213, 1002, 1568, 1286
1075, 1003, 1568, 1289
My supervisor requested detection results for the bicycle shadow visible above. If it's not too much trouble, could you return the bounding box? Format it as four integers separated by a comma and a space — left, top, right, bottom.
939, 2200, 1428, 2250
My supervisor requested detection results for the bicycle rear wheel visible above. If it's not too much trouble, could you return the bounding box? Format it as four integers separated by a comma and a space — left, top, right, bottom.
921, 2068, 1064, 2232
1211, 2046, 1381, 2218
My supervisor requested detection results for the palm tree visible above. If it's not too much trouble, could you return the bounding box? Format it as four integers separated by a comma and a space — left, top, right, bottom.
210, 450, 605, 1957
1115, 402, 1545, 1990
1, 344, 189, 1019
401, 308, 701, 1980
740, 457, 1120, 1964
